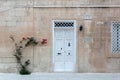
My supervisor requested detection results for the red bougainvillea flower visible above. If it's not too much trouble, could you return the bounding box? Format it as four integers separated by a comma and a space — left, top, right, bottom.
22, 37, 27, 40
27, 37, 30, 39
41, 39, 47, 44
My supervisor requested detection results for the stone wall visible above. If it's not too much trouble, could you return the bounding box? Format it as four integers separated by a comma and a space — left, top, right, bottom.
0, 0, 34, 73
0, 0, 120, 73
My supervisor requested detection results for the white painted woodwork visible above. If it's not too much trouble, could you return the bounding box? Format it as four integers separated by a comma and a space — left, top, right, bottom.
53, 20, 76, 72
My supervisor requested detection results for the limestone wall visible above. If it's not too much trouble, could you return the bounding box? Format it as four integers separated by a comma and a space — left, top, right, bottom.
0, 0, 120, 73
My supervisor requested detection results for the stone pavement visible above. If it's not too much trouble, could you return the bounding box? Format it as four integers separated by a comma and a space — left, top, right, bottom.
0, 73, 120, 80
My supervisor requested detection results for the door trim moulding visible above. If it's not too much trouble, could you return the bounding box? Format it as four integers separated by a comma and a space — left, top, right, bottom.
52, 20, 76, 64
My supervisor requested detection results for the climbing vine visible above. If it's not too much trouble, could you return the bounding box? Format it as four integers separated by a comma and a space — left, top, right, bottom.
10, 35, 47, 75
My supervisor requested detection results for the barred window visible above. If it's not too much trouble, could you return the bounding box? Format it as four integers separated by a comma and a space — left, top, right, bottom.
112, 22, 120, 53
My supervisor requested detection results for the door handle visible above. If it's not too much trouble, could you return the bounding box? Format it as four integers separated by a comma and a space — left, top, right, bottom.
68, 42, 71, 47
66, 52, 71, 56
68, 53, 70, 55
67, 53, 71, 56
57, 53, 61, 55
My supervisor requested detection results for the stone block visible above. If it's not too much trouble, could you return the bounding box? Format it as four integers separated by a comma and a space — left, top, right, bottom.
15, 1, 27, 7
0, 58, 16, 63
107, 59, 120, 70
15, 8, 26, 17
110, 0, 120, 5
0, 48, 14, 57
0, 21, 6, 27
16, 22, 27, 27
6, 21, 16, 27
6, 16, 17, 21
0, 17, 6, 21
8, 9, 16, 16
0, 63, 17, 69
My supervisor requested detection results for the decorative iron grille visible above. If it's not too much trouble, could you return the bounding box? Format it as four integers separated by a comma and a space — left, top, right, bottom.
112, 22, 120, 53
54, 21, 74, 28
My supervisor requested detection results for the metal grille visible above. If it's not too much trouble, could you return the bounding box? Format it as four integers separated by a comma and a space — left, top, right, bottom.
112, 22, 120, 53
54, 21, 74, 28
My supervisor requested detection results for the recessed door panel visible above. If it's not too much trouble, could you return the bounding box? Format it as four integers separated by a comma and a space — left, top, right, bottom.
64, 62, 74, 71
54, 29, 64, 62
54, 39, 64, 62
54, 62, 64, 71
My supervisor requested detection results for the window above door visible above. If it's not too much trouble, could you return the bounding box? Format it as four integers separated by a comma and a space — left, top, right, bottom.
53, 20, 75, 28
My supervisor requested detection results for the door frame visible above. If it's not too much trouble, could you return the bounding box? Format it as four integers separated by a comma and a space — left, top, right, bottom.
52, 20, 76, 70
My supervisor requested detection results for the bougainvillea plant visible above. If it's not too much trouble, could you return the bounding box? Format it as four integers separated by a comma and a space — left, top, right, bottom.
10, 35, 47, 75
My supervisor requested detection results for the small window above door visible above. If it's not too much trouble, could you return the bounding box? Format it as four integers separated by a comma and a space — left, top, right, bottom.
54, 20, 74, 28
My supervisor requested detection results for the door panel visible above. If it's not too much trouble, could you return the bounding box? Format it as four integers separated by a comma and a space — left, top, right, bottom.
65, 29, 74, 38
64, 30, 74, 63
54, 62, 64, 71
54, 30, 64, 62
64, 62, 74, 71
65, 50, 73, 62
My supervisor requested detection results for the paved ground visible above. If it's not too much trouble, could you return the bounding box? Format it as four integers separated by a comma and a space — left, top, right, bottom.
0, 73, 120, 80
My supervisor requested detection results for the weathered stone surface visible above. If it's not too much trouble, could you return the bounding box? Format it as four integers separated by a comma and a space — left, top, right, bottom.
0, 0, 120, 73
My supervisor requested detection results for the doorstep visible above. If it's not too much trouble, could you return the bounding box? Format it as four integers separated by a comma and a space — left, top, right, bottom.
0, 73, 119, 80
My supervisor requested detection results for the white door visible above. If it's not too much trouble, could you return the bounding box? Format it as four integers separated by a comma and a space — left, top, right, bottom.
53, 20, 76, 72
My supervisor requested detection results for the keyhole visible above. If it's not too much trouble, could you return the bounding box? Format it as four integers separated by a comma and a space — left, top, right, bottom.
68, 42, 71, 47
61, 48, 62, 50
68, 53, 70, 55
